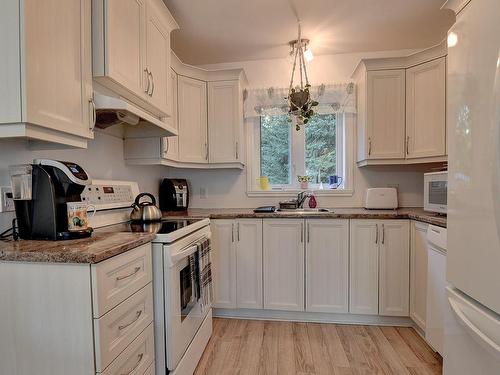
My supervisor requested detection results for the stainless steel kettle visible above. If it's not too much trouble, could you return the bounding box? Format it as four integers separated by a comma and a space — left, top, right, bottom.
130, 193, 162, 222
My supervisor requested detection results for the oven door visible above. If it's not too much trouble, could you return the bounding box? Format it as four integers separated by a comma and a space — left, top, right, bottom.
165, 241, 208, 370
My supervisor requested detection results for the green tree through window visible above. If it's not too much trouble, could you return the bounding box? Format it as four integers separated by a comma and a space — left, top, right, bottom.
260, 114, 339, 187
260, 115, 291, 184
305, 114, 337, 183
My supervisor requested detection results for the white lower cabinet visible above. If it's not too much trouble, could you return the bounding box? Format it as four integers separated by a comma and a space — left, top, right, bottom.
211, 219, 263, 309
211, 218, 413, 320
263, 219, 305, 311
350, 220, 380, 315
305, 219, 349, 313
0, 243, 155, 375
379, 220, 410, 316
350, 220, 410, 316
211, 220, 237, 308
236, 220, 263, 309
410, 221, 428, 330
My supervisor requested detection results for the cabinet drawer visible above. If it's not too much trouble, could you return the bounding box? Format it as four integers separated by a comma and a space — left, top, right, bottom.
94, 285, 154, 372
92, 243, 152, 318
99, 322, 155, 375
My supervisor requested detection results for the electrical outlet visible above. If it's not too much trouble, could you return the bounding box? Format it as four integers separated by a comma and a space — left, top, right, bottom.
0, 186, 14, 212
200, 187, 207, 199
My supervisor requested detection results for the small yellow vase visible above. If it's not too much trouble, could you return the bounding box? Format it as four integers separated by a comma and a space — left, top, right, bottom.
256, 176, 270, 190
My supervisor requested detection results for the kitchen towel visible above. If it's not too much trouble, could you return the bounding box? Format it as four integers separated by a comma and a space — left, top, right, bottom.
197, 237, 213, 308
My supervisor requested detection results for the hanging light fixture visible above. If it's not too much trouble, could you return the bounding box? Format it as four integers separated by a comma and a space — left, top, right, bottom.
287, 22, 318, 130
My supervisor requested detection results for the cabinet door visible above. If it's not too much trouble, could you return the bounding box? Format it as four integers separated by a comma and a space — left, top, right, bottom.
263, 219, 304, 311
350, 220, 379, 315
410, 221, 428, 330
406, 57, 446, 158
210, 220, 236, 308
366, 70, 406, 159
379, 220, 410, 316
24, 0, 93, 138
163, 69, 178, 160
178, 76, 208, 163
145, 0, 170, 114
235, 220, 263, 309
305, 219, 349, 313
105, 0, 147, 100
208, 81, 242, 163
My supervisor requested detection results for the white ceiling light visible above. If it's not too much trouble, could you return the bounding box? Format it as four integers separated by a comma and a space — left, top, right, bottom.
303, 47, 314, 62
447, 32, 458, 47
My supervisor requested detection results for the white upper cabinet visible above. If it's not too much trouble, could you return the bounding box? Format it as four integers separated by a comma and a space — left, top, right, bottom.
410, 221, 429, 331
208, 81, 243, 163
177, 76, 208, 163
406, 57, 446, 158
366, 69, 406, 160
163, 69, 179, 161
263, 219, 305, 311
93, 0, 178, 117
211, 220, 236, 308
350, 220, 380, 315
145, 0, 171, 114
353, 42, 447, 166
305, 219, 349, 313
0, 0, 93, 148
379, 220, 410, 317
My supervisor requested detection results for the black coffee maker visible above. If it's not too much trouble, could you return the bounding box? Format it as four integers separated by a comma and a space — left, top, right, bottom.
11, 159, 93, 240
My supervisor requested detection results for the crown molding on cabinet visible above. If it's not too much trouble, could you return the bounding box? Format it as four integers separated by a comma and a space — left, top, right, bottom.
171, 51, 248, 85
441, 0, 472, 14
351, 39, 447, 79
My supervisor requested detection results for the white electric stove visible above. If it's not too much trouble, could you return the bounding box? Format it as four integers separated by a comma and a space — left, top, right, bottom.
86, 180, 213, 375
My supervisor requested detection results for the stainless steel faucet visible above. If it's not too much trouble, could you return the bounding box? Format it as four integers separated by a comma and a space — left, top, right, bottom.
296, 191, 312, 208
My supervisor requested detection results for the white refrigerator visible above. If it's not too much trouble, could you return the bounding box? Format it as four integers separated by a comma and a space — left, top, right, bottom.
445, 0, 500, 373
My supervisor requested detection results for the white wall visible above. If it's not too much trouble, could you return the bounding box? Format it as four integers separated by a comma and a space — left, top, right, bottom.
0, 132, 168, 231
167, 48, 430, 209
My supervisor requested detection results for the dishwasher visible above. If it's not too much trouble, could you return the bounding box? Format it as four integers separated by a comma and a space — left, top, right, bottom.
425, 224, 447, 355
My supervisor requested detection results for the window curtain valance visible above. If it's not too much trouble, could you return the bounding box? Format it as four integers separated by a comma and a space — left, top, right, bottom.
244, 82, 356, 118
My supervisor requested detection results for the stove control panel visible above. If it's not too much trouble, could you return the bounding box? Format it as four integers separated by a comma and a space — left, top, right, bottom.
80, 180, 139, 210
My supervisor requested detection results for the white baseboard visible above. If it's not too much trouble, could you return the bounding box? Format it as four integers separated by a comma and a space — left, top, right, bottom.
213, 308, 414, 326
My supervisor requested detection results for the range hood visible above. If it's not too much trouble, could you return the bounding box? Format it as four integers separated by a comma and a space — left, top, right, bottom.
93, 92, 177, 137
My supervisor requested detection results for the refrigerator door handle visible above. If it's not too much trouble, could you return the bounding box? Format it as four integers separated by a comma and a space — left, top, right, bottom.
448, 290, 500, 359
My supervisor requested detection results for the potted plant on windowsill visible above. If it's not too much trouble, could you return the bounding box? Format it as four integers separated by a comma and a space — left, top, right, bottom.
297, 175, 312, 190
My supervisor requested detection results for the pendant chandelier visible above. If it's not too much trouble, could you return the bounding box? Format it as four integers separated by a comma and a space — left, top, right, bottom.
287, 22, 318, 130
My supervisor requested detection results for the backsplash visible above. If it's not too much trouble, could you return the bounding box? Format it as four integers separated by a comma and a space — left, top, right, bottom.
0, 131, 167, 232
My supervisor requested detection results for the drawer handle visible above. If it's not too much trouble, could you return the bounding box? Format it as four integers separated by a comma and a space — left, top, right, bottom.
116, 266, 141, 281
121, 353, 144, 375
118, 310, 142, 331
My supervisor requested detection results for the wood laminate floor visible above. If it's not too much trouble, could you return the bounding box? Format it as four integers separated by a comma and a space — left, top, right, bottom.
195, 318, 442, 375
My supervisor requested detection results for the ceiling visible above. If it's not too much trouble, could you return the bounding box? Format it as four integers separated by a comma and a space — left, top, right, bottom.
163, 0, 455, 66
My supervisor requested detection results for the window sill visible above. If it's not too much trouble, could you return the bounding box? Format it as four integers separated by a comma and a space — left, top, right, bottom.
246, 188, 354, 198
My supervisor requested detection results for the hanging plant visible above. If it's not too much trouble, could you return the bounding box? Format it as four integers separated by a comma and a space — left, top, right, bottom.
286, 23, 318, 130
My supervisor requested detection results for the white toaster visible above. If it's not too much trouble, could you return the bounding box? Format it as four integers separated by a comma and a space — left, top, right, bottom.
364, 188, 398, 209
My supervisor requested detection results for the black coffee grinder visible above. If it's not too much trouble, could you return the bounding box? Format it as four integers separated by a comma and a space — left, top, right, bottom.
11, 159, 93, 240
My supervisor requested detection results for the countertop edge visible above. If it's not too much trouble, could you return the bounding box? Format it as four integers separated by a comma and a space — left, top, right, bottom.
0, 233, 156, 264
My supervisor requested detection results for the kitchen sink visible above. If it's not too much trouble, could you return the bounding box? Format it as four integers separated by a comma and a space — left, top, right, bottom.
276, 208, 332, 213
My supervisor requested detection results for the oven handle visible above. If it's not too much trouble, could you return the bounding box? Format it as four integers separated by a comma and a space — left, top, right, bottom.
169, 234, 211, 266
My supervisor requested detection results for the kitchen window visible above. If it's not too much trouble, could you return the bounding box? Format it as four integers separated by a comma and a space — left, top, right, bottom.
259, 113, 345, 189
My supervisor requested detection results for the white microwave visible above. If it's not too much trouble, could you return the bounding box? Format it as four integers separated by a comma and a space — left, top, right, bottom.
424, 171, 447, 214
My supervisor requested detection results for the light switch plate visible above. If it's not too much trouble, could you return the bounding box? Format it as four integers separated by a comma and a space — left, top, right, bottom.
0, 186, 14, 212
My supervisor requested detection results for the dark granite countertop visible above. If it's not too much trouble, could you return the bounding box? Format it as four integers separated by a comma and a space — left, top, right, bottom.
0, 232, 155, 264
163, 207, 447, 228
